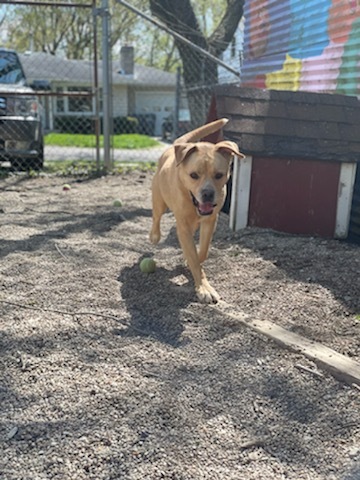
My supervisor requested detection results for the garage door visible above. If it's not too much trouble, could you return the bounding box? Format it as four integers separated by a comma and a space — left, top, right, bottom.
135, 91, 174, 136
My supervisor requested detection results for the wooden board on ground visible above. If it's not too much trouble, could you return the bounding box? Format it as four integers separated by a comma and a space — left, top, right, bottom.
214, 302, 360, 387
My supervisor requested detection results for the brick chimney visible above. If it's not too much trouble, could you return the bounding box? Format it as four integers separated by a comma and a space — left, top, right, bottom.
120, 45, 134, 75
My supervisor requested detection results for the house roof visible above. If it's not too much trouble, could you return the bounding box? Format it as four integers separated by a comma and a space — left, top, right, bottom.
19, 51, 176, 88
214, 85, 360, 163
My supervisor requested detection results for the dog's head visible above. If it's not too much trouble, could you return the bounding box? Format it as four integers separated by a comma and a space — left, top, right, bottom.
175, 141, 245, 217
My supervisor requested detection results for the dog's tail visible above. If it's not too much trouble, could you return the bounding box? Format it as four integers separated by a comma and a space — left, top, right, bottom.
174, 118, 229, 144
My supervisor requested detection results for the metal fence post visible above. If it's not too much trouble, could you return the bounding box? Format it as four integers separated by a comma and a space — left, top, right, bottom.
101, 0, 112, 170
173, 66, 181, 140
92, 0, 101, 171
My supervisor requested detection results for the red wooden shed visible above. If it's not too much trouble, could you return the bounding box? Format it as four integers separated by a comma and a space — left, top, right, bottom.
212, 85, 360, 240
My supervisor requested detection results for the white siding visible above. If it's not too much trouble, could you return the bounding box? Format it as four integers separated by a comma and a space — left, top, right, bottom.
112, 86, 128, 117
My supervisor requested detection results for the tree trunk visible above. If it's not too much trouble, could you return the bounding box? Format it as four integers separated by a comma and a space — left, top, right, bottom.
176, 42, 218, 128
150, 0, 245, 127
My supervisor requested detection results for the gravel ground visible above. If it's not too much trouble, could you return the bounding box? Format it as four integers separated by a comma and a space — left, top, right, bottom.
1, 171, 360, 480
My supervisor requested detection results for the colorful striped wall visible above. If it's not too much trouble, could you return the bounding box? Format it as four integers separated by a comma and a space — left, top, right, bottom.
241, 0, 360, 96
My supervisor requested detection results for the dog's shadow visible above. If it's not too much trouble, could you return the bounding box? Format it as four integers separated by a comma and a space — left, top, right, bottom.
117, 256, 195, 346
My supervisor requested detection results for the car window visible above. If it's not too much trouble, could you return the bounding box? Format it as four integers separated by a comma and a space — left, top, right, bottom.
0, 51, 26, 85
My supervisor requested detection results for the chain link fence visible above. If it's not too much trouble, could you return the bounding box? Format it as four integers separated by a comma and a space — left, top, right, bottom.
0, 0, 242, 171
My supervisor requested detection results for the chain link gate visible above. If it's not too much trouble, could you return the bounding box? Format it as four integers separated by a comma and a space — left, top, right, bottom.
0, 0, 101, 171
0, 0, 242, 171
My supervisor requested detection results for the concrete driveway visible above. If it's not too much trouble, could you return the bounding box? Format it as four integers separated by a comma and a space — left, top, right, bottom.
44, 143, 169, 164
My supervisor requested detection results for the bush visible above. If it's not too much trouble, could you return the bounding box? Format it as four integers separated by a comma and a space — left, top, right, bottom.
113, 116, 139, 134
54, 116, 94, 134
133, 114, 156, 136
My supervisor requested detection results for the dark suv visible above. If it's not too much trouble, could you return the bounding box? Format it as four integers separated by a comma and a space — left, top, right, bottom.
0, 48, 44, 170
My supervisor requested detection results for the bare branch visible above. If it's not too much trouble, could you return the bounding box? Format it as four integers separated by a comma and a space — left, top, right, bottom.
149, 0, 207, 48
208, 0, 245, 55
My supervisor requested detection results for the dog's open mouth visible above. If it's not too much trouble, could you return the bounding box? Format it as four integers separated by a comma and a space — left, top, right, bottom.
190, 192, 216, 216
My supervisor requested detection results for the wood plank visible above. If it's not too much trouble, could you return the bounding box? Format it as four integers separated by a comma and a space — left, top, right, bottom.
335, 162, 357, 238
213, 303, 360, 386
229, 155, 252, 231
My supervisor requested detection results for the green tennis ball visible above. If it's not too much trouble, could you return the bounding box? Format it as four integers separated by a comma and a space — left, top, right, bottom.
63, 184, 71, 191
140, 258, 156, 273
113, 199, 122, 207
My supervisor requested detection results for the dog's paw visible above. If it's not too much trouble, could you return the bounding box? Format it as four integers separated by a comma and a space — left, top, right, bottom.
196, 284, 220, 304
149, 230, 160, 244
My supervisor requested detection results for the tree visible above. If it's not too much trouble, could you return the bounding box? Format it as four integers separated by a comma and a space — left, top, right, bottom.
5, 5, 75, 55
149, 0, 245, 125
0, 10, 5, 30
4, 0, 148, 59
3, 0, 243, 125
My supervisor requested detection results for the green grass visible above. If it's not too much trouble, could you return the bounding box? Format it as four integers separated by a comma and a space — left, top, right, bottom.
45, 133, 161, 149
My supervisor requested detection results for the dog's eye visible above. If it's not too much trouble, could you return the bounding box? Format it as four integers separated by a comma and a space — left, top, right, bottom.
215, 172, 224, 180
190, 172, 199, 180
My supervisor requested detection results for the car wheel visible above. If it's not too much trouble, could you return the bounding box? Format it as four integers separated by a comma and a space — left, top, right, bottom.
29, 151, 44, 171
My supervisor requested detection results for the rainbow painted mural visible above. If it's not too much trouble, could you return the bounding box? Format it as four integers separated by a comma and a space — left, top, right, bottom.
241, 0, 360, 96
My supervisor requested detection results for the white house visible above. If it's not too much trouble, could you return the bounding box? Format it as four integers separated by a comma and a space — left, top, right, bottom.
20, 47, 177, 136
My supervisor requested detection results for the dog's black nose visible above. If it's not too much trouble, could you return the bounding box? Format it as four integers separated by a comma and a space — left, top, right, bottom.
201, 188, 215, 203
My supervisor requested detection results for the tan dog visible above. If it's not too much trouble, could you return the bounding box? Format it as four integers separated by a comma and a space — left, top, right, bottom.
150, 118, 245, 304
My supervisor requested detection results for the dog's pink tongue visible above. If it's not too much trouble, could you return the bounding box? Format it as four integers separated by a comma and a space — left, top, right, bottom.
199, 202, 214, 214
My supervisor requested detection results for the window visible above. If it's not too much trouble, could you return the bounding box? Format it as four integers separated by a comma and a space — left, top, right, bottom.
54, 86, 94, 115
0, 50, 26, 85
68, 86, 92, 112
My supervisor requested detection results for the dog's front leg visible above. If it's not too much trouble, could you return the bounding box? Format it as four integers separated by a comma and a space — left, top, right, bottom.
176, 223, 220, 304
198, 215, 218, 264
149, 174, 167, 245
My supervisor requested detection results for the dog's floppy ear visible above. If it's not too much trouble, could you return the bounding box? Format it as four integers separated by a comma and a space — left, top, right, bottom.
215, 141, 245, 160
174, 143, 198, 166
